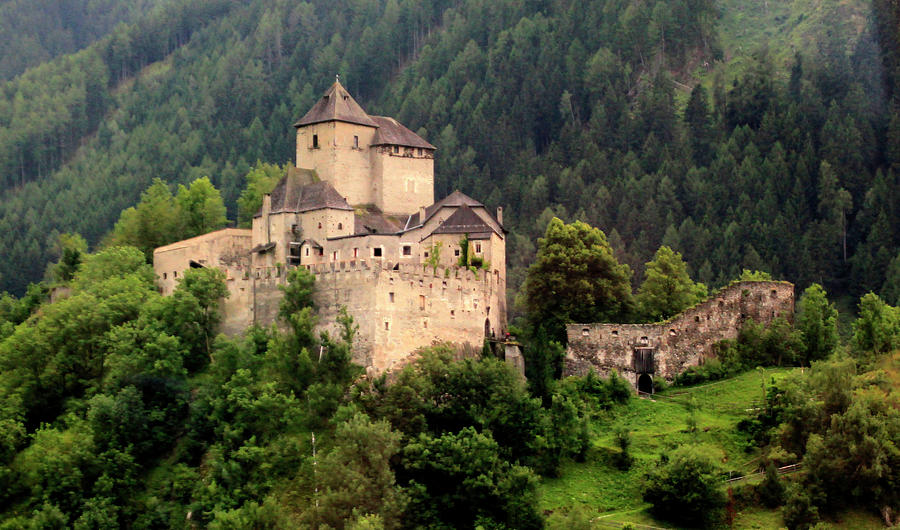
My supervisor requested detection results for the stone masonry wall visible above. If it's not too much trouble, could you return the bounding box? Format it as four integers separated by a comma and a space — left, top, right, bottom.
222, 260, 505, 374
564, 281, 795, 389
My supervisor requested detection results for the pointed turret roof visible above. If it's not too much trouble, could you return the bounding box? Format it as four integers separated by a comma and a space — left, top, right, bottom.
294, 80, 378, 128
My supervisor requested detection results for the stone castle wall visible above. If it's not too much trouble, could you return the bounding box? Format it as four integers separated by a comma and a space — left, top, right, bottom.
221, 260, 505, 373
564, 281, 795, 389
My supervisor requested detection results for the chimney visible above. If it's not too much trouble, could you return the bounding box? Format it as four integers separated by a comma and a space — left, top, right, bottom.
419, 206, 426, 225
496, 206, 504, 226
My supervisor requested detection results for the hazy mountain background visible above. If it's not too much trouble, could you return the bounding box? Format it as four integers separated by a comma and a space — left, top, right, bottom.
0, 0, 898, 311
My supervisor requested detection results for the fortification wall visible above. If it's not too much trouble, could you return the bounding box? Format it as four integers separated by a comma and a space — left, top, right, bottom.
564, 281, 795, 388
220, 260, 505, 373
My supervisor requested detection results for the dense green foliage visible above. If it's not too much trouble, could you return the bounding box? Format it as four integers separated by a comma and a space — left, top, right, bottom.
642, 444, 727, 527
635, 245, 707, 321
0, 0, 896, 316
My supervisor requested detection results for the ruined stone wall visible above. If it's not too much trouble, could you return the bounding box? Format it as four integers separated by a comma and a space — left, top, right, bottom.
564, 281, 795, 389
153, 229, 252, 296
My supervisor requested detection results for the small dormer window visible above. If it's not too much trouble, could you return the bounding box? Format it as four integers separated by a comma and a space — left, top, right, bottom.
312, 134, 319, 148
393, 145, 399, 154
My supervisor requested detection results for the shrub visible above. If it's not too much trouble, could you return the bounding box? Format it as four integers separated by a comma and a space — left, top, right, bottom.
642, 445, 726, 527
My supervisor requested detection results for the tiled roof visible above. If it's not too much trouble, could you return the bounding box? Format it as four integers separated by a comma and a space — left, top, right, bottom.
406, 190, 485, 227
262, 173, 353, 216
431, 204, 500, 236
370, 116, 435, 149
294, 80, 377, 128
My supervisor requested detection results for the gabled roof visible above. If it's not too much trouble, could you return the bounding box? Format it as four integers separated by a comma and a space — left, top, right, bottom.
294, 80, 378, 128
259, 172, 353, 216
406, 190, 485, 227
431, 204, 500, 236
371, 116, 435, 149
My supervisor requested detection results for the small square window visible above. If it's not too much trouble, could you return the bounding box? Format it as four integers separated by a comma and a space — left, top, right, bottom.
402, 245, 412, 256
454, 249, 460, 256
424, 251, 429, 258
373, 247, 383, 257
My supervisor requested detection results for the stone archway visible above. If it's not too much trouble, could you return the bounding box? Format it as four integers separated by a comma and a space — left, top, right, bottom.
637, 373, 653, 395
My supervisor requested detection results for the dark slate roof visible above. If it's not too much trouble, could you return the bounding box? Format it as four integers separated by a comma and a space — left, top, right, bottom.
251, 242, 276, 253
300, 239, 323, 249
406, 190, 485, 227
294, 80, 378, 128
370, 116, 435, 149
261, 173, 353, 216
353, 207, 405, 235
431, 204, 500, 236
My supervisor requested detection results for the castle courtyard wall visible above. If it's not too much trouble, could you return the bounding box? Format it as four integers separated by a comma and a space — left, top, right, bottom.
564, 281, 795, 389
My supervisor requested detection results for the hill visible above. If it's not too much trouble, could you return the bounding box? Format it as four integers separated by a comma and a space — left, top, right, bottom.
0, 0, 897, 313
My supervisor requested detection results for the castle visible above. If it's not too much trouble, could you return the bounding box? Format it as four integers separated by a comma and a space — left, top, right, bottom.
153, 80, 507, 372
564, 281, 795, 393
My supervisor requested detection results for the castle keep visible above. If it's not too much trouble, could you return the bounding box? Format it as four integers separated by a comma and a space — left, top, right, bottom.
564, 281, 794, 393
154, 80, 507, 372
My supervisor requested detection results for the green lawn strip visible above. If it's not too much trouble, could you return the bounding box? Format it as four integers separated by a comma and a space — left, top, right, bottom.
539, 369, 800, 517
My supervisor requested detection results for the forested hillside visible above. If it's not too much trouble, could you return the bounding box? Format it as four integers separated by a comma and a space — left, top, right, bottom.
0, 0, 898, 311
0, 0, 164, 81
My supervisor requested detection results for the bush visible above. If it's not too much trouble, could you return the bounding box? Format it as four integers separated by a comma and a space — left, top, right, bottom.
642, 445, 726, 527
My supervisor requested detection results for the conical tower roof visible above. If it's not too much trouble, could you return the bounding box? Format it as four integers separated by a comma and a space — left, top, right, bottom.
294, 79, 377, 128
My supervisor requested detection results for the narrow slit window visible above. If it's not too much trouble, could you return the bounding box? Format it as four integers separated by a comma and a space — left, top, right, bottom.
312, 134, 319, 148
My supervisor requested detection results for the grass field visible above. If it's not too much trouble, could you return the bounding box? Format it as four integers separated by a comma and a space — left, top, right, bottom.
540, 368, 793, 527
538, 365, 891, 528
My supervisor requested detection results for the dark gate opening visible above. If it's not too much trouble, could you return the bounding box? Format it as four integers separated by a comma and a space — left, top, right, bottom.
637, 373, 653, 395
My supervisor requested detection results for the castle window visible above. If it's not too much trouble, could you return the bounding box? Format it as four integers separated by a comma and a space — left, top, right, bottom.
771, 289, 778, 298
669, 329, 677, 336
384, 321, 390, 330
450, 310, 455, 317
424, 251, 429, 258
163, 273, 167, 280
695, 316, 700, 322
389, 292, 395, 303
373, 247, 382, 257
333, 251, 338, 261
417, 148, 422, 156
475, 243, 482, 253
318, 222, 322, 229
305, 248, 310, 256
338, 223, 343, 230
353, 248, 358, 258
611, 330, 618, 336
454, 249, 460, 256
173, 271, 178, 277
419, 295, 425, 310
312, 134, 319, 148
393, 145, 399, 154
423, 320, 428, 329
354, 135, 359, 148
582, 328, 590, 336
317, 248, 324, 256
402, 245, 412, 256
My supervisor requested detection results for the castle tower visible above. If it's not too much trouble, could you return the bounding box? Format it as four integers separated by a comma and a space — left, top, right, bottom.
293, 79, 435, 216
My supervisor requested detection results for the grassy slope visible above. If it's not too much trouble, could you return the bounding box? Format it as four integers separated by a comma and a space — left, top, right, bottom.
714, 0, 872, 79
537, 367, 889, 529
